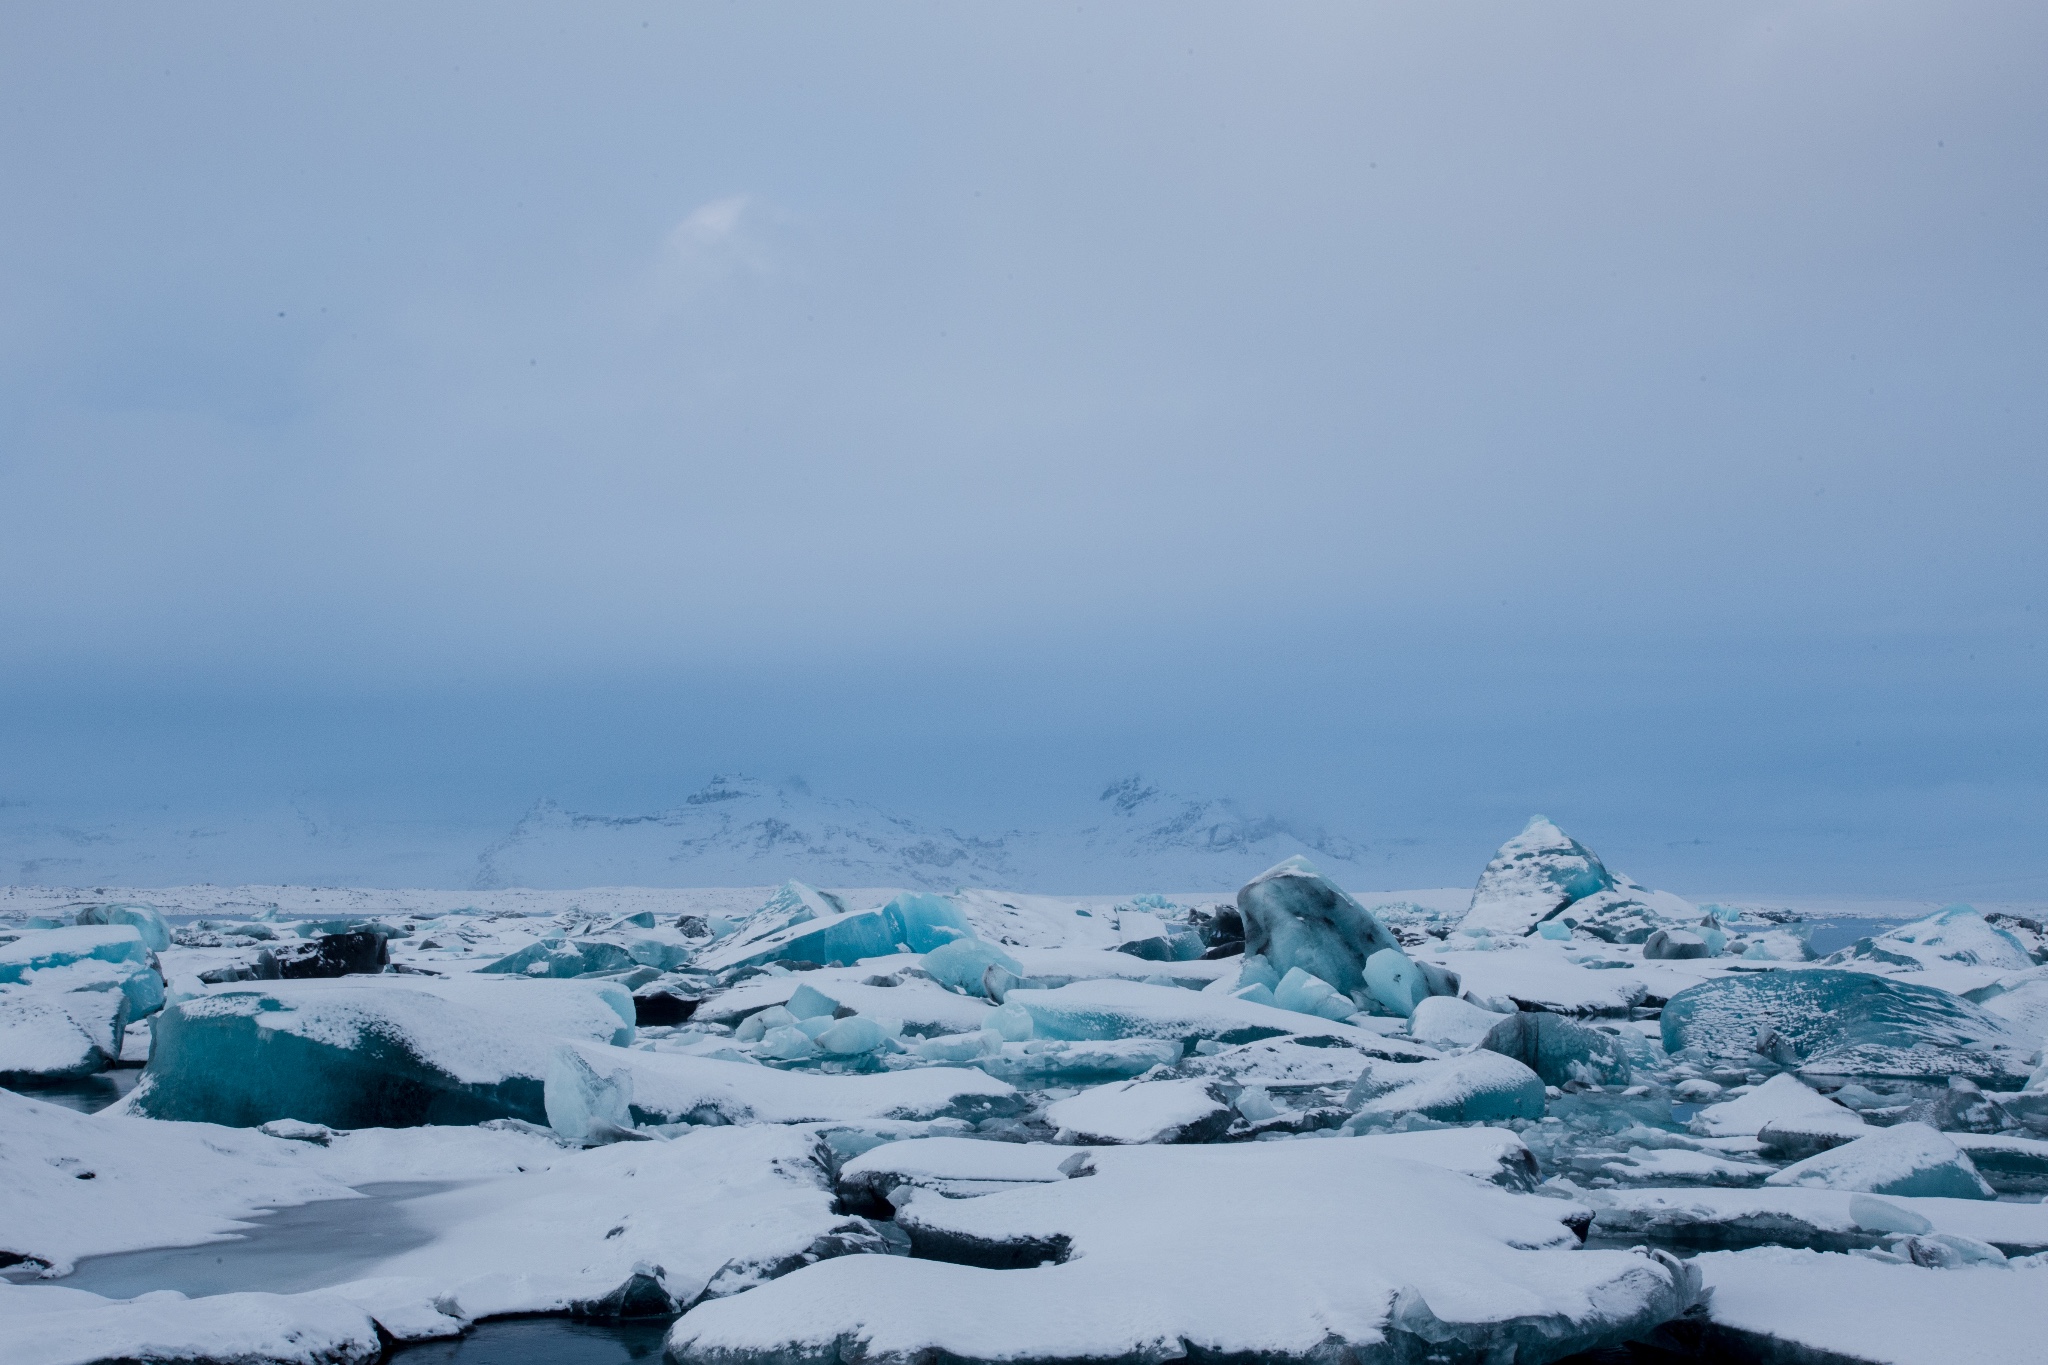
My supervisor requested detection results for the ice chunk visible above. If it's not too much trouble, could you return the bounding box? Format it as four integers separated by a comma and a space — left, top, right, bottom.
783, 983, 839, 1019
921, 937, 1024, 998
983, 1000, 1033, 1041
1689, 1073, 1862, 1138
880, 893, 973, 954
1270, 966, 1357, 1020
1479, 1010, 1632, 1088
1951, 1131, 2048, 1194
1661, 969, 2035, 1087
1459, 816, 1615, 937
1767, 1122, 1996, 1199
970, 1037, 1183, 1085
915, 1031, 999, 1063
544, 1044, 637, 1144
1232, 1084, 1281, 1123
128, 977, 635, 1128
1848, 1193, 1933, 1235
1407, 994, 1508, 1049
1044, 1078, 1231, 1144
1643, 928, 1709, 960
756, 1025, 820, 1060
1234, 855, 1402, 999
0, 992, 127, 1081
1550, 884, 1696, 945
669, 1138, 1698, 1365
1363, 947, 1427, 1016
1346, 1051, 1547, 1124
72, 903, 172, 953
815, 1016, 887, 1056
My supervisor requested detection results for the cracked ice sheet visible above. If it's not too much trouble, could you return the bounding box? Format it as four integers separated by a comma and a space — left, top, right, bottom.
1697, 1247, 2042, 1365
1575, 1185, 2048, 1254
698, 967, 994, 1033
355, 1123, 851, 1318
0, 1284, 383, 1365
587, 1043, 1020, 1125
671, 1139, 1691, 1365
1004, 978, 1438, 1055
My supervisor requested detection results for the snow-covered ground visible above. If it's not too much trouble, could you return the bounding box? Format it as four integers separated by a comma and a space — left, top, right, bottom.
4, 817, 2046, 1365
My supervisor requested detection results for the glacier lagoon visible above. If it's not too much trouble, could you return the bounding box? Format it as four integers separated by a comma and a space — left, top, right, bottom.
3, 822, 2046, 1365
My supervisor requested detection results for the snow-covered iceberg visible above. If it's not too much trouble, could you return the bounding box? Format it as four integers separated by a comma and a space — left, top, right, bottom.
1459, 817, 1692, 942
128, 977, 635, 1128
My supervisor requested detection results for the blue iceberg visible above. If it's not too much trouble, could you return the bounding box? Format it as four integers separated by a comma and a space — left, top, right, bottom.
1235, 856, 1402, 1000
1480, 1010, 1632, 1088
128, 977, 636, 1128
1661, 969, 2035, 1087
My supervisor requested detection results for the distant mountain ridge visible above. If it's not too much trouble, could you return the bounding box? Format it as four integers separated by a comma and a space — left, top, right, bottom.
472, 773, 1368, 893
0, 774, 1370, 893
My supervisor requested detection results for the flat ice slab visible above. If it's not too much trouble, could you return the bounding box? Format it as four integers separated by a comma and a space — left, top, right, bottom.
670, 1137, 1696, 1365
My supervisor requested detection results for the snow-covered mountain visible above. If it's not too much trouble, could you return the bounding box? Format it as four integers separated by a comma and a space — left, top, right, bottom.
0, 775, 1370, 893
473, 774, 1369, 893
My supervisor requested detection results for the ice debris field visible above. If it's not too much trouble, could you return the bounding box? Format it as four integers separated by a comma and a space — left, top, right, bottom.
4, 818, 2048, 1365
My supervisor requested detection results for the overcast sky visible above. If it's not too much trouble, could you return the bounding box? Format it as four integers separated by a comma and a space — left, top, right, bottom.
2, 3, 2043, 893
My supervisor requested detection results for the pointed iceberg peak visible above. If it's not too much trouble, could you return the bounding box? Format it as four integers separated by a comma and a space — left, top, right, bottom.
1461, 816, 1614, 938
1460, 817, 1695, 944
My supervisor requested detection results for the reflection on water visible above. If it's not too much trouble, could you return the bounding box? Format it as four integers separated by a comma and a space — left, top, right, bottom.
43, 1182, 458, 1299
396, 1317, 674, 1365
0, 1068, 141, 1114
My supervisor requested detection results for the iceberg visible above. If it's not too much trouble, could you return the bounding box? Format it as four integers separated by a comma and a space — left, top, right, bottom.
1459, 816, 1694, 942
1660, 969, 2036, 1087
1766, 1123, 1996, 1200
1346, 1051, 1547, 1124
880, 893, 973, 953
127, 977, 635, 1128
1234, 856, 1402, 999
669, 1138, 1699, 1365
1459, 816, 1615, 937
921, 937, 1024, 998
1043, 1078, 1232, 1144
73, 903, 173, 953
1825, 904, 2038, 974
693, 882, 901, 972
1479, 1010, 1632, 1088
